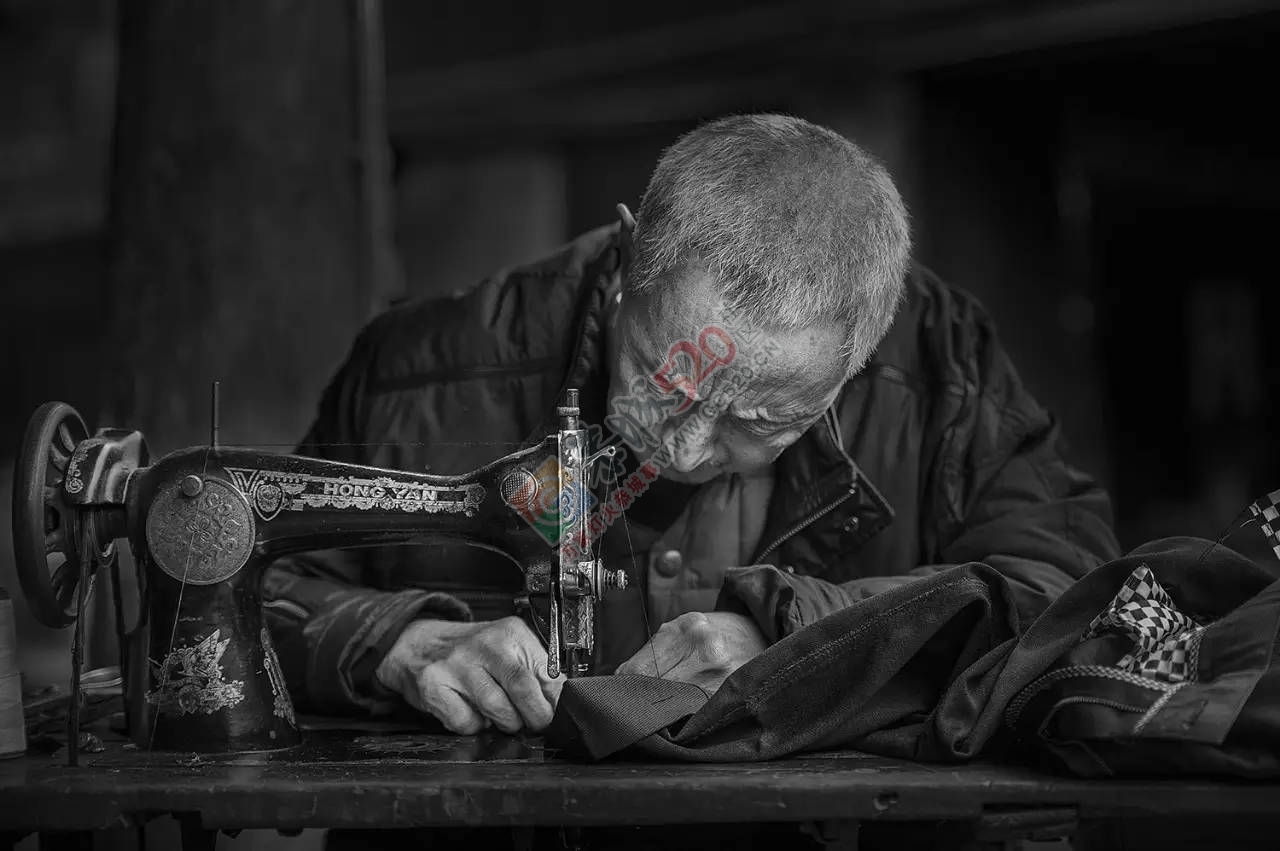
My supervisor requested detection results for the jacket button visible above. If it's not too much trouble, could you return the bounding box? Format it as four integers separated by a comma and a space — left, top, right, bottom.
653, 549, 683, 578
841, 516, 861, 534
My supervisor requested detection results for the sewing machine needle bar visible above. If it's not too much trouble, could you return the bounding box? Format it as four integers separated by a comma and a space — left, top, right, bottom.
548, 597, 561, 679
210, 381, 221, 449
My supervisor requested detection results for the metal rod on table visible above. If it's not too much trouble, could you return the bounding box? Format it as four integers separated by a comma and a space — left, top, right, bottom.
67, 539, 93, 767
210, 380, 221, 450
109, 559, 131, 738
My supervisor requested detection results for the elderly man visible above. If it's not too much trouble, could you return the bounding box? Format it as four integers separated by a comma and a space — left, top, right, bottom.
263, 114, 1120, 736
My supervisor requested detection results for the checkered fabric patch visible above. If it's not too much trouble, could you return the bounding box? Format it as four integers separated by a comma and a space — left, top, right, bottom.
1247, 488, 1280, 564
1080, 563, 1204, 684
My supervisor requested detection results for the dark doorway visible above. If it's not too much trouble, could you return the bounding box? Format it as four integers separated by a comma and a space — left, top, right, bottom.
1095, 188, 1280, 545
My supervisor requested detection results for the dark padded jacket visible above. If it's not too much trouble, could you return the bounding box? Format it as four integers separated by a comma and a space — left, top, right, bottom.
263, 224, 1121, 715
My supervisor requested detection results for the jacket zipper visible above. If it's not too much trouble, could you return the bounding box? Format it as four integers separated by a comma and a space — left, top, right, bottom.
754, 407, 860, 564
753, 485, 858, 564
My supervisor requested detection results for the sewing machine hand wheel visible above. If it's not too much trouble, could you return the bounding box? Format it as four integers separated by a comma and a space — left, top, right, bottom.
12, 402, 104, 627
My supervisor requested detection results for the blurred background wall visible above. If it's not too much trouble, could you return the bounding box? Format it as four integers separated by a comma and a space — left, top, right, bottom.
1, 0, 1277, 791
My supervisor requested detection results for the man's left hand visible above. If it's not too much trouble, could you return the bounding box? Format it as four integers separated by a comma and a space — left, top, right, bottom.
616, 611, 767, 693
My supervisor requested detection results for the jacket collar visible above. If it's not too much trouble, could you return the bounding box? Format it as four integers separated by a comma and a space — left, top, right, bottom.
751, 404, 896, 562
523, 232, 622, 444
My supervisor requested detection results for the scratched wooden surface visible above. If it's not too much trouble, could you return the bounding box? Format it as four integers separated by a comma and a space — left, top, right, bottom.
2, 727, 1280, 833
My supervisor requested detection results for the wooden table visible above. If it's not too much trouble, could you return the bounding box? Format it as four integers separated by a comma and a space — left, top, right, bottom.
3, 725, 1279, 850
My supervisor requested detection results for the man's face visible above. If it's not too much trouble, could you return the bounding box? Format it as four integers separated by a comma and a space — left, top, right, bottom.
607, 268, 847, 485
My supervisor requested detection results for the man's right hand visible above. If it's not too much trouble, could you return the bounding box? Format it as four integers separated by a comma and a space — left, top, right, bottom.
375, 616, 563, 735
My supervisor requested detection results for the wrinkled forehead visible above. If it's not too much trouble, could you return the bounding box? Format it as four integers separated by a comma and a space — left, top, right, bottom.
618, 272, 847, 411
721, 324, 847, 413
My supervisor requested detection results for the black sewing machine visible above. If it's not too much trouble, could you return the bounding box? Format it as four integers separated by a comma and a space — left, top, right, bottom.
11, 388, 624, 756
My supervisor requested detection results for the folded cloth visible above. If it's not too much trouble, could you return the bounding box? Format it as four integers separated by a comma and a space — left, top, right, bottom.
549, 491, 1280, 778
1006, 493, 1280, 779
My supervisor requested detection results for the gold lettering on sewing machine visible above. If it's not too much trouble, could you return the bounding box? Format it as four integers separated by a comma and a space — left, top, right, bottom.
146, 478, 256, 585
226, 467, 484, 521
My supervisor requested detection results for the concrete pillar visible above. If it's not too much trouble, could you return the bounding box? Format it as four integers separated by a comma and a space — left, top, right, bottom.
85, 0, 396, 679
103, 0, 391, 451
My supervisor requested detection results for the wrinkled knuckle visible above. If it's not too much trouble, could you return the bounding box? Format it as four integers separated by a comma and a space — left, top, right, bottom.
473, 681, 506, 711
416, 662, 445, 688
499, 665, 535, 694
475, 641, 511, 667
417, 678, 451, 708
700, 634, 732, 667
482, 618, 526, 651
676, 611, 708, 627
501, 675, 537, 706
682, 614, 715, 640
455, 716, 485, 736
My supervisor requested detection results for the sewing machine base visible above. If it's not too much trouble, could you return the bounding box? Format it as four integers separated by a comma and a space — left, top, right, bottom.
129, 585, 300, 753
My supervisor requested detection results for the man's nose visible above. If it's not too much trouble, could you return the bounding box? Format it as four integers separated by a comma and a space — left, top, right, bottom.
664, 413, 716, 472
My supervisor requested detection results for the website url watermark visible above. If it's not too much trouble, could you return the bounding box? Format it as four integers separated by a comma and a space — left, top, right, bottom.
504, 325, 782, 558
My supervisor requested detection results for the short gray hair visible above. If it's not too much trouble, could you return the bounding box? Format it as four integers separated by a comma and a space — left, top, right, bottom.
628, 113, 910, 374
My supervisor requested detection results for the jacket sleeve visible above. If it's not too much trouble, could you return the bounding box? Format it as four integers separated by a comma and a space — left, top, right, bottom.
718, 339, 1121, 644
262, 325, 472, 715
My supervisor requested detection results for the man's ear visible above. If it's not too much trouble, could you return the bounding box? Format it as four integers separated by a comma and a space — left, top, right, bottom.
616, 203, 637, 271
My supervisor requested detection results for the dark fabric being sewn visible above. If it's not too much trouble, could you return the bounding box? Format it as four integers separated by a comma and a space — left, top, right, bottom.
551, 499, 1280, 778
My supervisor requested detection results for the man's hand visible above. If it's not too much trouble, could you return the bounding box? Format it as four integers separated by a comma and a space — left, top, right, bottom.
616, 611, 767, 694
375, 616, 563, 735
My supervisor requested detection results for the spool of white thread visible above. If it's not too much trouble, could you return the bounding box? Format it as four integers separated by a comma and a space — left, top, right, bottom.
0, 590, 26, 758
